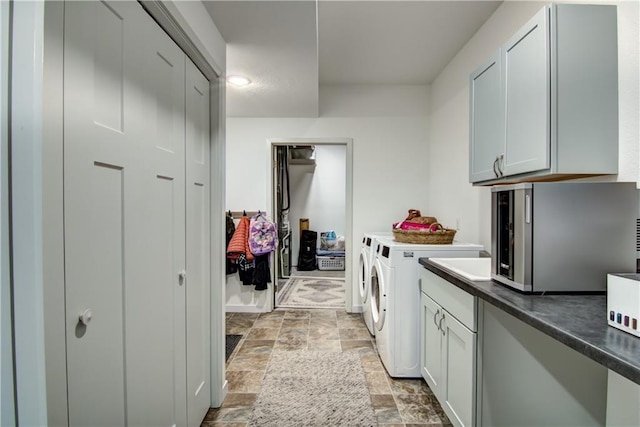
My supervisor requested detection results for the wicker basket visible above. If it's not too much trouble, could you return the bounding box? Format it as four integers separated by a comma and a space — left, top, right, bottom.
392, 227, 456, 244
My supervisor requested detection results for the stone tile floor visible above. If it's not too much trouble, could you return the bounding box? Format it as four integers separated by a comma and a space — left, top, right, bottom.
202, 310, 452, 427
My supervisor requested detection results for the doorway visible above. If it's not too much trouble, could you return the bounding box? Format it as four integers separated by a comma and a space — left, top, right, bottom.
269, 138, 353, 312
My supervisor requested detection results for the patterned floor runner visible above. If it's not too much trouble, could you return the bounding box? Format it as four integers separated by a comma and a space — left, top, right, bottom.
276, 277, 345, 309
247, 351, 376, 427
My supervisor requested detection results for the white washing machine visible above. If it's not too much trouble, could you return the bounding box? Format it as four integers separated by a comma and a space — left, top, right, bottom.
370, 237, 483, 377
358, 232, 393, 336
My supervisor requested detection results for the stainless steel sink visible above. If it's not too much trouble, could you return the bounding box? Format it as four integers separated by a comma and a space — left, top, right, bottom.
429, 257, 492, 281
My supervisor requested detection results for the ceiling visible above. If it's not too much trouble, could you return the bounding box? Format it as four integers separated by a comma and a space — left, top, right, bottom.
204, 1, 502, 117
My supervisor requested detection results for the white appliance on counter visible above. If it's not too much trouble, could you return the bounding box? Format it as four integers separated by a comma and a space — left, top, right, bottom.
358, 232, 393, 336
371, 237, 483, 377
607, 274, 640, 338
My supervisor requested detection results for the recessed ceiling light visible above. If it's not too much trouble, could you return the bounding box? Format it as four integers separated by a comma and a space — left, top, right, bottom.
227, 75, 251, 86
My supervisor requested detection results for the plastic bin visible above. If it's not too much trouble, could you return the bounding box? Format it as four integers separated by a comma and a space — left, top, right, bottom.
317, 255, 345, 271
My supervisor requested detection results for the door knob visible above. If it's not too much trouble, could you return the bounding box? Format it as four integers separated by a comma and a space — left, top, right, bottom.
79, 309, 93, 325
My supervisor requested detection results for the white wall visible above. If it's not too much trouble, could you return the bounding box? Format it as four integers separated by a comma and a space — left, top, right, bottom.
428, 1, 640, 251
289, 145, 346, 266
226, 85, 430, 310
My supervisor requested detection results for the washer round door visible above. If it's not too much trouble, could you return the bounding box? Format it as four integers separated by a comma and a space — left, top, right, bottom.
371, 258, 387, 331
358, 248, 371, 303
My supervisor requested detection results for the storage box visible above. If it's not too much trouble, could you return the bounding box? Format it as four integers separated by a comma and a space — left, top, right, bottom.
317, 255, 345, 271
607, 274, 640, 338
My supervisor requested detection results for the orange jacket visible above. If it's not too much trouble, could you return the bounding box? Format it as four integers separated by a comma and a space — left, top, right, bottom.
226, 216, 254, 261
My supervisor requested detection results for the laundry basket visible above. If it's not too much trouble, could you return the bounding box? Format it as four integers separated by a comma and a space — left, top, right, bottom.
317, 255, 345, 271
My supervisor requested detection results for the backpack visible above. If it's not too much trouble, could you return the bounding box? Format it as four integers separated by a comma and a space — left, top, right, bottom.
249, 212, 278, 255
297, 229, 317, 271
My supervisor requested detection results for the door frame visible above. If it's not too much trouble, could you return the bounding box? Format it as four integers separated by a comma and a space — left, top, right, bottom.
0, 1, 15, 425
268, 137, 354, 313
10, 1, 228, 424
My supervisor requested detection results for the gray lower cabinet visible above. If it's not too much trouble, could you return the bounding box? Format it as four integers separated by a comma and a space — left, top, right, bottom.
607, 369, 640, 426
478, 301, 607, 426
469, 3, 618, 185
420, 270, 477, 427
423, 264, 640, 426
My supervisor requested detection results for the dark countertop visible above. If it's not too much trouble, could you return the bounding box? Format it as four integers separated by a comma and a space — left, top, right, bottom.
419, 258, 640, 385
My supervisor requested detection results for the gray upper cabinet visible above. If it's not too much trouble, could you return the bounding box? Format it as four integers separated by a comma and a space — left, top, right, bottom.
469, 4, 618, 185
503, 7, 549, 177
469, 52, 504, 183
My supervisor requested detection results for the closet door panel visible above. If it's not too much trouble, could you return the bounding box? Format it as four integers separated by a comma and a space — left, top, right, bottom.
63, 1, 142, 425
125, 173, 182, 426
91, 2, 124, 132
65, 163, 127, 427
65, 1, 189, 426
186, 59, 211, 426
125, 10, 187, 427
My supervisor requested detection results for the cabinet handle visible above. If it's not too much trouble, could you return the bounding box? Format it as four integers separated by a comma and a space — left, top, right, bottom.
439, 312, 445, 336
492, 157, 500, 178
497, 153, 504, 177
433, 309, 440, 328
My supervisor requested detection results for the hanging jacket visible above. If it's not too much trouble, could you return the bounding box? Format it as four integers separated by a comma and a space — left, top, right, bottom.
226, 216, 254, 262
237, 253, 255, 286
225, 214, 237, 275
252, 254, 271, 291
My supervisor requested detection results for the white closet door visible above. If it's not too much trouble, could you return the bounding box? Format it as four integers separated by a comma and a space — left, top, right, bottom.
64, 2, 187, 426
185, 59, 211, 426
63, 2, 142, 425
126, 9, 187, 427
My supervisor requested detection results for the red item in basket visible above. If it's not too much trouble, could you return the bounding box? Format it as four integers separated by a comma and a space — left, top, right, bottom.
393, 221, 432, 231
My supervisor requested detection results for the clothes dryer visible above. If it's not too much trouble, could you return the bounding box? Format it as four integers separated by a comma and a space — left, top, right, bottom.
370, 237, 483, 377
358, 232, 393, 336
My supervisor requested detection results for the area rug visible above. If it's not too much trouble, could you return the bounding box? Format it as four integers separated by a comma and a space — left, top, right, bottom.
247, 351, 376, 427
225, 334, 242, 361
276, 277, 345, 309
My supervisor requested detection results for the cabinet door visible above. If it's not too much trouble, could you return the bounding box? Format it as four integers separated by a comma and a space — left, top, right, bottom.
469, 51, 504, 183
421, 293, 443, 393
502, 6, 550, 177
442, 311, 476, 427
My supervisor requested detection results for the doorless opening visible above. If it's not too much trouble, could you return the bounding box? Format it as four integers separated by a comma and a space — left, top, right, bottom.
268, 138, 353, 313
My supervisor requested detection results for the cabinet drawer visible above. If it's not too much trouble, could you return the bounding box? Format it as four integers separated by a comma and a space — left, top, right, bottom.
421, 269, 476, 331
